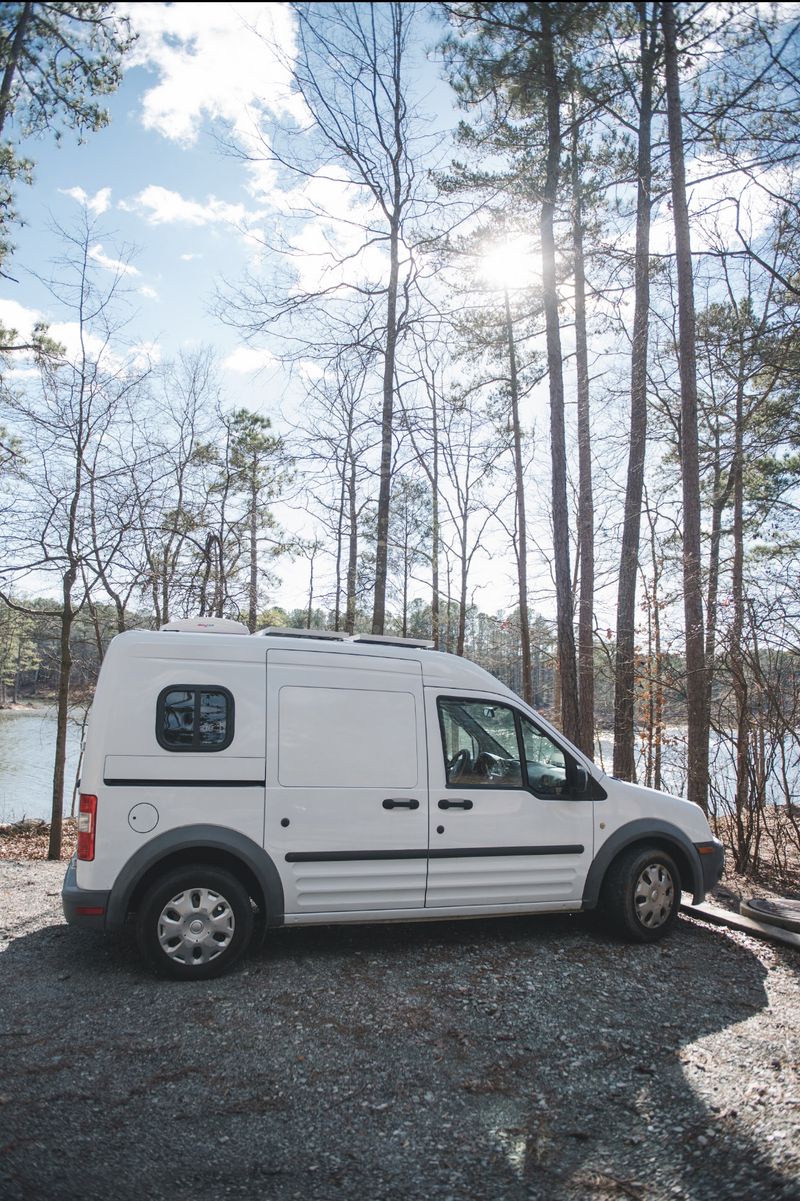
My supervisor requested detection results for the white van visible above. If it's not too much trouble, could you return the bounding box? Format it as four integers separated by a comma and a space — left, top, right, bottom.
62, 619, 724, 978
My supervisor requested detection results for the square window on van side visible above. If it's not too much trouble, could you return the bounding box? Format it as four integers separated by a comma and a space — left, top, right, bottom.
157, 686, 234, 751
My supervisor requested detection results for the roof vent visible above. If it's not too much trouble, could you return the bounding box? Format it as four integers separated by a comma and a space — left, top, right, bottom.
255, 627, 349, 641
160, 618, 249, 635
350, 634, 435, 649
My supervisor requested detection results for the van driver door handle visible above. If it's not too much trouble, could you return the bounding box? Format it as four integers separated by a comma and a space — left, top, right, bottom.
438, 798, 473, 810
382, 798, 420, 810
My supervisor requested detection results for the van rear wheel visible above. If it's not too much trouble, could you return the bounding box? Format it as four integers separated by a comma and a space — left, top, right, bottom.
601, 846, 681, 943
136, 864, 254, 979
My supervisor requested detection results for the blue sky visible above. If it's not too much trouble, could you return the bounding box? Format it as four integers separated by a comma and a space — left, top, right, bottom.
1, 3, 312, 407
1, 3, 454, 398
0, 2, 467, 612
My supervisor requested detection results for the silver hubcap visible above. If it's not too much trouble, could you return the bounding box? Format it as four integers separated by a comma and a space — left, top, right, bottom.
157, 887, 235, 966
633, 863, 675, 928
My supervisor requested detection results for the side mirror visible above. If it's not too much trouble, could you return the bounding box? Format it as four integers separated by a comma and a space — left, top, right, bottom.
572, 766, 590, 797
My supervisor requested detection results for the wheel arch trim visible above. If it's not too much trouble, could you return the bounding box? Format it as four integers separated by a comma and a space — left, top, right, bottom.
583, 819, 704, 908
105, 825, 285, 930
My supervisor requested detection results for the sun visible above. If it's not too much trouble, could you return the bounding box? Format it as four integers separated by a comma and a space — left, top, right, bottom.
480, 235, 536, 290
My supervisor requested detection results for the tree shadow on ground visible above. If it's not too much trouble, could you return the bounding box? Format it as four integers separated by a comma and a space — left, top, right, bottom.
0, 912, 796, 1201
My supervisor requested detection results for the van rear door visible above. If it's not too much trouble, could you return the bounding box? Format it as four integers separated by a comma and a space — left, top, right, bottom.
265, 649, 429, 915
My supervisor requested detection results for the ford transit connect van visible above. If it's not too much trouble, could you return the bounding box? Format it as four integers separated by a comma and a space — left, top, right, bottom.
62, 620, 724, 978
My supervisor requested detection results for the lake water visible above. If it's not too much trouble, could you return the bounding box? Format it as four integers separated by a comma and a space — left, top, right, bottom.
0, 707, 82, 825
1, 707, 793, 826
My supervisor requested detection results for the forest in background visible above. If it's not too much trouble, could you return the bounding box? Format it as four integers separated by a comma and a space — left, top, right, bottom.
0, 2, 799, 873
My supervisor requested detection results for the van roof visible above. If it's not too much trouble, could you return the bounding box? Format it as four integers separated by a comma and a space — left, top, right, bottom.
158, 619, 435, 650
113, 626, 514, 697
255, 627, 435, 649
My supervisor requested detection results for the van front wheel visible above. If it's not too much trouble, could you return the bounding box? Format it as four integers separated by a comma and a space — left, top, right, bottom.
601, 846, 680, 943
136, 864, 254, 979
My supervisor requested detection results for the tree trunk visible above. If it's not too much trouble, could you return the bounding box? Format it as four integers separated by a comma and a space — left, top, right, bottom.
430, 391, 440, 650
540, 3, 578, 741
0, 2, 33, 137
198, 534, 213, 618
12, 640, 20, 704
643, 569, 655, 788
48, 579, 74, 860
307, 548, 315, 629
457, 514, 468, 657
248, 463, 258, 634
372, 224, 400, 635
704, 430, 726, 721
613, 2, 656, 782
345, 459, 358, 634
730, 360, 748, 849
402, 524, 409, 638
644, 494, 665, 792
571, 111, 595, 755
214, 534, 225, 618
662, 0, 708, 811
334, 457, 346, 631
444, 562, 453, 654
504, 287, 533, 704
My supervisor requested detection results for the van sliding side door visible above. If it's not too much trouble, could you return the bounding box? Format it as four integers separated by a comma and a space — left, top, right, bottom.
265, 649, 430, 916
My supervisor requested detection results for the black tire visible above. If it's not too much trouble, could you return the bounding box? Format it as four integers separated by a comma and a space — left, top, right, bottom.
600, 845, 681, 943
136, 863, 254, 980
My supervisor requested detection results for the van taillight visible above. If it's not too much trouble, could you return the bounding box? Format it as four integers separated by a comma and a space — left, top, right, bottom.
77, 794, 97, 861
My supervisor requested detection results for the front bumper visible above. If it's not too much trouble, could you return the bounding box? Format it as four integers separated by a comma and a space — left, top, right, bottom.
62, 855, 110, 930
695, 838, 725, 898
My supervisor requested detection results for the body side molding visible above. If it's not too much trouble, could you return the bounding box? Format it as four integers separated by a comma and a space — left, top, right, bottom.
104, 778, 265, 788
286, 844, 584, 863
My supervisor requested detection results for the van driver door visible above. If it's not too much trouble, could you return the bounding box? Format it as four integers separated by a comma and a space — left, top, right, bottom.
424, 691, 594, 910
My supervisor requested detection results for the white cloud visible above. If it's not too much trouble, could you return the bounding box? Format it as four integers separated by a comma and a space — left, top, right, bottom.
47, 321, 108, 362
0, 300, 109, 370
223, 345, 277, 374
5, 365, 39, 380
0, 300, 157, 374
138, 285, 159, 300
0, 298, 43, 339
121, 184, 262, 231
120, 185, 268, 254
60, 186, 112, 215
88, 243, 140, 277
121, 2, 303, 146
275, 168, 387, 297
297, 359, 325, 382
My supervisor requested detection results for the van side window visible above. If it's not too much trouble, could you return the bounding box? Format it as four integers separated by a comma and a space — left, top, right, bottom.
156, 686, 234, 751
519, 714, 568, 797
438, 698, 572, 797
438, 698, 523, 788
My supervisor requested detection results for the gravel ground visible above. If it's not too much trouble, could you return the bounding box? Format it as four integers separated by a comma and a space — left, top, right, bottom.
0, 860, 798, 1201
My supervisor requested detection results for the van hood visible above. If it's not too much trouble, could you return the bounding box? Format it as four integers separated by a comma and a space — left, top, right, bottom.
599, 774, 714, 843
